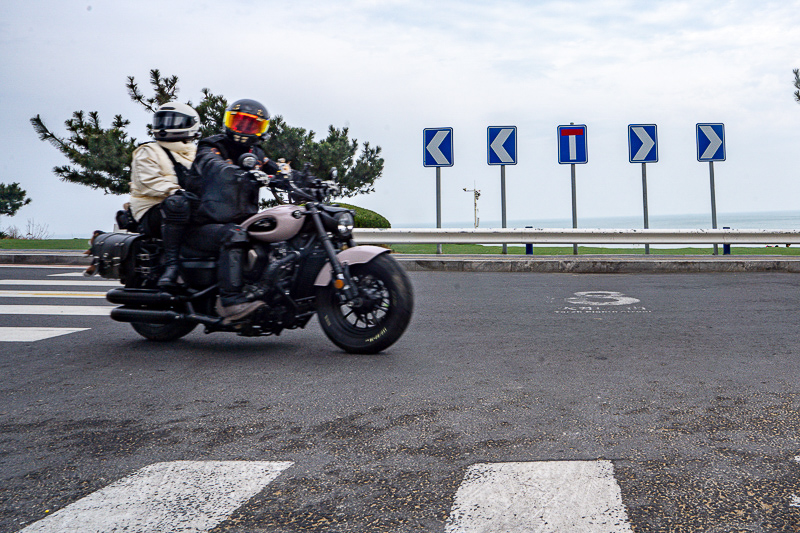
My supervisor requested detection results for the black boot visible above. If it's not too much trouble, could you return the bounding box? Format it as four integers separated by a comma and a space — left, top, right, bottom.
215, 246, 264, 323
157, 222, 185, 289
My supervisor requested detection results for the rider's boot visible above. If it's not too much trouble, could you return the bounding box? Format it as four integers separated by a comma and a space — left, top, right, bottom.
157, 193, 192, 290
157, 221, 184, 290
215, 238, 265, 323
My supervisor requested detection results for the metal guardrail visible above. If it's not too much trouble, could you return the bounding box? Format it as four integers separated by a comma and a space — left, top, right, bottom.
353, 228, 800, 245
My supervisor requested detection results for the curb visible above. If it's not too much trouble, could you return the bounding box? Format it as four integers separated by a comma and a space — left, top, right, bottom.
393, 254, 800, 273
0, 251, 91, 266
2, 251, 800, 273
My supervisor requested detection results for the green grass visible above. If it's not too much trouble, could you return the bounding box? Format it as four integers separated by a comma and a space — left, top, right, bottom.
389, 243, 800, 256
0, 239, 90, 250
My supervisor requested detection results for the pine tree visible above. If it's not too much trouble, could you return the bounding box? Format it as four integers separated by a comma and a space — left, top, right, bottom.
31, 70, 384, 198
0, 182, 31, 218
794, 68, 800, 103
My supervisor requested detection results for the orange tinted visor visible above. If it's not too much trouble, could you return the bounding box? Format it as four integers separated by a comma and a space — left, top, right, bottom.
225, 112, 269, 135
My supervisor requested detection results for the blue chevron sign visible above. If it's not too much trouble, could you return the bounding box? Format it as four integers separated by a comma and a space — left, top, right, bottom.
423, 128, 454, 167
487, 126, 517, 165
628, 124, 658, 163
696, 123, 725, 162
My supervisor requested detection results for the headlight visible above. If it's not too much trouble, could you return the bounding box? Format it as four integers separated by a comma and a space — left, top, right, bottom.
335, 211, 355, 236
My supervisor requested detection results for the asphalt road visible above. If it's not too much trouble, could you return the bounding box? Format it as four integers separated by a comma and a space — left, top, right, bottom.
1, 265, 799, 532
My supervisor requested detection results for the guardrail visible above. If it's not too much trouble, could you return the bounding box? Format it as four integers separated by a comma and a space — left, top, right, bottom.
352, 228, 800, 245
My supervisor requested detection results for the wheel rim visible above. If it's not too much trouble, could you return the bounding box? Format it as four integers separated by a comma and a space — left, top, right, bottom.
336, 273, 392, 332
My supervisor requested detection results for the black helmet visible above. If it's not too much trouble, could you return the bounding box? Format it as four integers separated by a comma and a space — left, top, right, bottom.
224, 99, 270, 146
152, 102, 200, 141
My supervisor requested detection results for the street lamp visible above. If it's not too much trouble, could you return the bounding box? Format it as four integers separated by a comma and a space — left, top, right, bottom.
463, 183, 480, 228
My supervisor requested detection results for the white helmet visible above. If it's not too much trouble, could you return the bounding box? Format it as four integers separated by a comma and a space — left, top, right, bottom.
152, 102, 200, 141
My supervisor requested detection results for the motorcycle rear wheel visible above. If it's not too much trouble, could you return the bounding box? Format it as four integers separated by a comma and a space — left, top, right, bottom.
130, 320, 197, 342
316, 254, 413, 354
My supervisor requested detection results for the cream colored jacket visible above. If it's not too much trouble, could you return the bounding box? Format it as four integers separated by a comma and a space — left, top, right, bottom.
129, 141, 197, 221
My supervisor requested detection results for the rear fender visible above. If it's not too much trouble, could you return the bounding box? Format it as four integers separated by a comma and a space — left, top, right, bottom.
313, 245, 390, 286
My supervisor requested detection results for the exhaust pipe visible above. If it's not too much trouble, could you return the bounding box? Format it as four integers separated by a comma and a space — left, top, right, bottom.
107, 288, 178, 308
111, 307, 184, 324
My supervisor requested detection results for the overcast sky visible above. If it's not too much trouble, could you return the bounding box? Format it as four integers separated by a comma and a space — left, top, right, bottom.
2, 0, 799, 237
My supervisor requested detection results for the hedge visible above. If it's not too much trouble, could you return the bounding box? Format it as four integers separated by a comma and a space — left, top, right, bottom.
335, 203, 391, 229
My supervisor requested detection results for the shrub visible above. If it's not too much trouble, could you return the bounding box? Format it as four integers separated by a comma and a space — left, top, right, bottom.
335, 203, 391, 228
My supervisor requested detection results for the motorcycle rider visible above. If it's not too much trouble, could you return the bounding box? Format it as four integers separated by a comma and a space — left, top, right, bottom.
129, 102, 200, 289
185, 98, 283, 322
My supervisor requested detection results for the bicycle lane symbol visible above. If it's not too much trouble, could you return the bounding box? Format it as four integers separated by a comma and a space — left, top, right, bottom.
555, 291, 651, 314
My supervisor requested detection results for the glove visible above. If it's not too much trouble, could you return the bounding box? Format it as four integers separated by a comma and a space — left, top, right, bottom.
247, 170, 270, 184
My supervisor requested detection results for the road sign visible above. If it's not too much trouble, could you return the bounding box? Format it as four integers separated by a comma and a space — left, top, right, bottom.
628, 124, 658, 163
696, 123, 725, 162
423, 128, 454, 167
487, 126, 517, 165
558, 125, 588, 164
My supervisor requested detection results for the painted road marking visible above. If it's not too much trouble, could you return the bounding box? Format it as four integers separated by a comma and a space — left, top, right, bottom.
20, 460, 294, 533
48, 272, 92, 277
445, 461, 633, 533
0, 305, 112, 315
0, 279, 120, 287
0, 327, 90, 342
0, 290, 107, 298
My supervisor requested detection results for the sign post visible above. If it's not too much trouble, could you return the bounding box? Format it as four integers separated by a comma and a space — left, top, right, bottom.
488, 126, 517, 254
558, 124, 588, 255
628, 124, 658, 254
424, 128, 454, 254
696, 123, 726, 255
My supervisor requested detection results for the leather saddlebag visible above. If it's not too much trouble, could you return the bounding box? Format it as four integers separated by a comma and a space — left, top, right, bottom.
90, 232, 143, 282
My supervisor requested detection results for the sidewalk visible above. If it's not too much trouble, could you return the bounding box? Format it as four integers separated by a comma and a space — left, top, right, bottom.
2, 250, 800, 273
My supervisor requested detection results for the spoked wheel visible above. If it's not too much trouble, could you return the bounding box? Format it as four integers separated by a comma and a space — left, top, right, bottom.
316, 254, 413, 354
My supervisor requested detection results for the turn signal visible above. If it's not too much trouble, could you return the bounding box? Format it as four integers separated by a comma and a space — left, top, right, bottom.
334, 279, 345, 290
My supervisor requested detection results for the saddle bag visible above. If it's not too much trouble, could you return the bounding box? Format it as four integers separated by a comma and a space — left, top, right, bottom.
90, 232, 143, 282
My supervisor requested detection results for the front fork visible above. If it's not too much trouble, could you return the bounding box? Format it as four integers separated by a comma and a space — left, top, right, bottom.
310, 208, 359, 301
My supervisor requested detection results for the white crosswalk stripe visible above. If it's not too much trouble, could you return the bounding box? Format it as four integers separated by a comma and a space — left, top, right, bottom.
0, 327, 90, 341
445, 461, 633, 533
0, 305, 112, 315
0, 279, 120, 287
19, 461, 294, 533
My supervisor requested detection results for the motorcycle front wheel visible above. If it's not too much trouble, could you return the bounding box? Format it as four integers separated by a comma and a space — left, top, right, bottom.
316, 253, 413, 354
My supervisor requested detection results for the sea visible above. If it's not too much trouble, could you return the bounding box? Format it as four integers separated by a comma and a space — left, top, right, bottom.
395, 210, 800, 249
399, 210, 800, 231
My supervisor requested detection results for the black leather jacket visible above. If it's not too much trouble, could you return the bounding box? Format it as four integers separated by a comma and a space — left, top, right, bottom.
187, 134, 280, 225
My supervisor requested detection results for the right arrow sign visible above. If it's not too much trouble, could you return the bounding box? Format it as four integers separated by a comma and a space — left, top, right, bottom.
696, 123, 725, 162
628, 124, 658, 163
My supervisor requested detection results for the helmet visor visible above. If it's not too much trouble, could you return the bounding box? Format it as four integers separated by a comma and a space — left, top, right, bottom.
225, 112, 269, 136
153, 111, 197, 130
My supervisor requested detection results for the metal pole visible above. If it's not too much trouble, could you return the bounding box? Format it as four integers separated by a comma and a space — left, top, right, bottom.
436, 167, 442, 255
501, 165, 507, 254
709, 161, 718, 255
641, 162, 650, 255
571, 163, 578, 255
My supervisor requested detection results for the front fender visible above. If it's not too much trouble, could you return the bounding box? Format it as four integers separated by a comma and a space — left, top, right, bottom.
313, 245, 391, 286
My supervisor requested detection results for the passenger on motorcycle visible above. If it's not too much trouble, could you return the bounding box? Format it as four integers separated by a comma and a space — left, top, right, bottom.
129, 102, 200, 289
184, 98, 284, 322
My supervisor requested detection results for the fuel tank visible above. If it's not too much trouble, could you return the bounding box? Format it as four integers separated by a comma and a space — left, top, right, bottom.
240, 204, 306, 243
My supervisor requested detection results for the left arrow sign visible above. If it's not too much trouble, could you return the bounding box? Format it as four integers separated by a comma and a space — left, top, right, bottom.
423, 128, 453, 167
427, 130, 450, 165
490, 128, 514, 164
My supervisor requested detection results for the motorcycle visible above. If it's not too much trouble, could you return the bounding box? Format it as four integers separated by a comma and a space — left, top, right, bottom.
88, 158, 413, 354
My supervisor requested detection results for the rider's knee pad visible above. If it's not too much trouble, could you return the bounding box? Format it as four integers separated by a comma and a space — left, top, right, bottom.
160, 193, 192, 224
